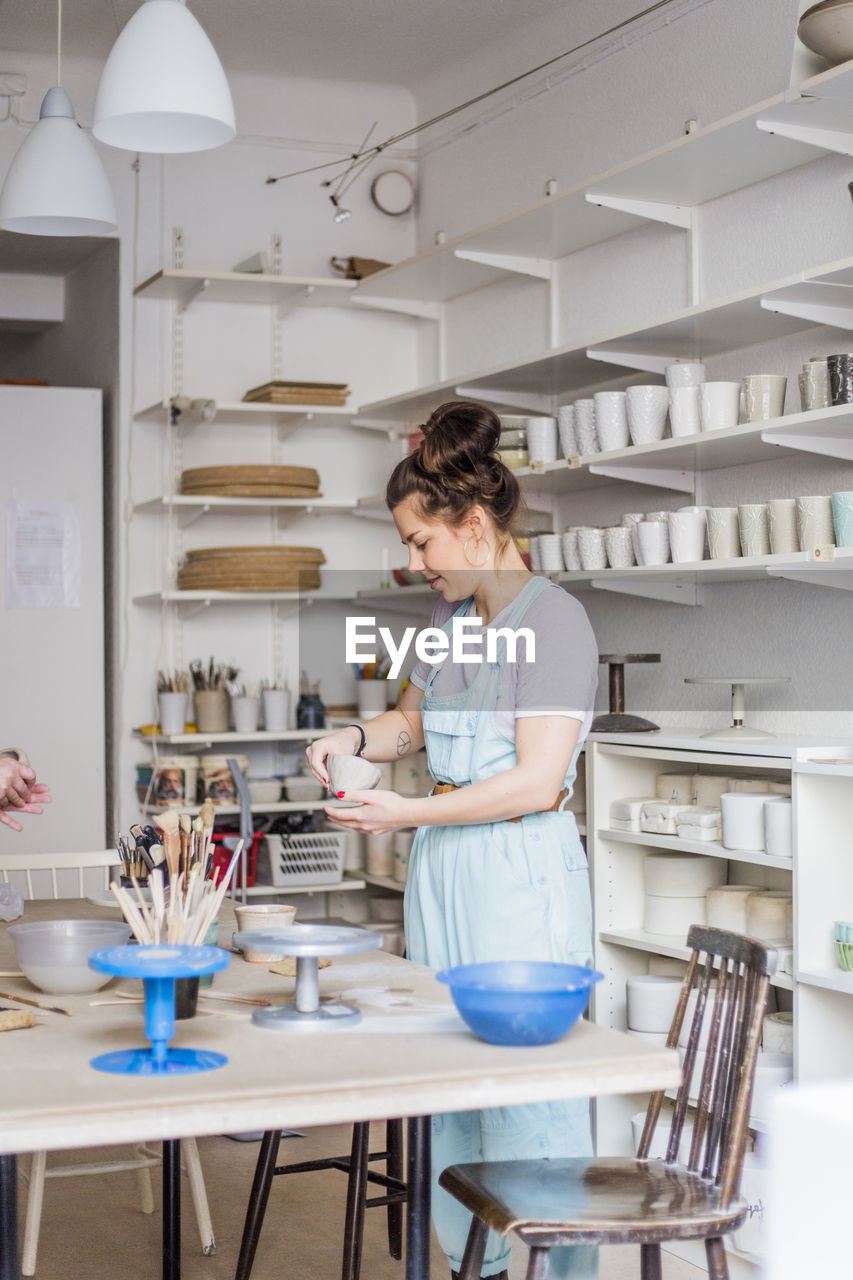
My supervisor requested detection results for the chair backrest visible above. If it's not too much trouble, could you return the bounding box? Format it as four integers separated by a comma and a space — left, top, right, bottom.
637, 925, 777, 1206
0, 851, 119, 900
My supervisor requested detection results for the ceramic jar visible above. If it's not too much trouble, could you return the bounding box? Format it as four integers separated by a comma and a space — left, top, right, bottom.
536, 533, 564, 572
738, 503, 770, 557
557, 404, 577, 456
667, 510, 706, 563
604, 525, 635, 568
831, 490, 853, 546
699, 381, 740, 431
626, 385, 669, 445
668, 385, 701, 437
577, 527, 607, 571
665, 361, 706, 388
828, 353, 853, 405
593, 391, 629, 451
636, 519, 670, 566
560, 529, 582, 571
795, 495, 835, 550
799, 357, 831, 410
573, 399, 599, 454
741, 374, 787, 422
706, 507, 740, 560
525, 416, 558, 464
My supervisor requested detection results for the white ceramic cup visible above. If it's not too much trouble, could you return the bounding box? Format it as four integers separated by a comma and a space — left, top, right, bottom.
795, 494, 835, 550
738, 504, 771, 557
593, 391, 629, 451
706, 507, 740, 560
573, 399, 598, 454
741, 374, 787, 422
262, 688, 291, 732
231, 696, 260, 734
158, 691, 187, 736
668, 385, 701, 438
528, 536, 543, 571
667, 510, 706, 563
699, 381, 740, 432
577, 527, 607, 570
665, 361, 706, 388
604, 525, 635, 568
767, 498, 799, 555
560, 529, 582, 571
235, 903, 298, 961
525, 416, 558, 464
557, 404, 577, 456
799, 358, 831, 410
536, 533, 564, 572
626, 385, 669, 445
621, 512, 645, 560
357, 681, 388, 720
637, 520, 670, 565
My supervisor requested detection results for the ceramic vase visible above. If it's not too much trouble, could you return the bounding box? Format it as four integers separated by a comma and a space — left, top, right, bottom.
738, 504, 771, 557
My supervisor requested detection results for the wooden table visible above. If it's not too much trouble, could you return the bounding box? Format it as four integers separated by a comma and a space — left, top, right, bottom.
0, 900, 680, 1280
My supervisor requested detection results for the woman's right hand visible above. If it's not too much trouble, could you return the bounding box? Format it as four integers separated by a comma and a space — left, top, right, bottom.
305, 726, 362, 788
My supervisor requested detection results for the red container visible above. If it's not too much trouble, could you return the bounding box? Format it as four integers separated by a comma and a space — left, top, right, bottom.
210, 832, 261, 889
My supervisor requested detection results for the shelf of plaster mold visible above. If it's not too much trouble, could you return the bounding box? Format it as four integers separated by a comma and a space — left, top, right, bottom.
133, 269, 357, 309
133, 729, 325, 746
516, 405, 853, 496
134, 400, 353, 428
797, 970, 853, 995
133, 495, 357, 521
356, 254, 853, 425
351, 80, 840, 310
599, 929, 794, 991
239, 879, 365, 898
598, 828, 793, 873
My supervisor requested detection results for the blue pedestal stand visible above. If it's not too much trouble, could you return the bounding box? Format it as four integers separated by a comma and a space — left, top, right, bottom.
88, 944, 231, 1075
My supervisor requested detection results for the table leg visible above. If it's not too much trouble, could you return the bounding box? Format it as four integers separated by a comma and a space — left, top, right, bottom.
405, 1116, 431, 1280
0, 1154, 18, 1280
162, 1139, 181, 1280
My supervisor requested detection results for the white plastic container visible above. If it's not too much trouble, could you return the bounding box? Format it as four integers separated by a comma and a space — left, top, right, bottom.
626, 974, 683, 1032
644, 853, 727, 897
644, 894, 706, 936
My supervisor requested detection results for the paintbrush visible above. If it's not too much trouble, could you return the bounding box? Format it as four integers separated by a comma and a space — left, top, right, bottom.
179, 812, 192, 879
0, 990, 71, 1016
156, 809, 181, 879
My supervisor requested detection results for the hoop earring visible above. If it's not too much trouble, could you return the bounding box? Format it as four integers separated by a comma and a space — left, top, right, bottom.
463, 537, 491, 568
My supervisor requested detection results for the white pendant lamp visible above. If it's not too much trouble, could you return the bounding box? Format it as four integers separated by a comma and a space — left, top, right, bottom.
0, 1, 117, 236
93, 0, 235, 154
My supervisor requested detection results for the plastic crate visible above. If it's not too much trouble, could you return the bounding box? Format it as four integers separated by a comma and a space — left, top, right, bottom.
265, 832, 346, 886
210, 832, 261, 889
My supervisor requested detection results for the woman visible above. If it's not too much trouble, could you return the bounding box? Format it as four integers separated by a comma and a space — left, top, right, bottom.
307, 401, 598, 1280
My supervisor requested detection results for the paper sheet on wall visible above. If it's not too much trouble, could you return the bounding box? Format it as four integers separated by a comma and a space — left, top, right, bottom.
5, 501, 81, 608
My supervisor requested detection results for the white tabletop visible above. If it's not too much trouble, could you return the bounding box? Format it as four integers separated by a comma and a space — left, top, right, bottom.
0, 900, 679, 1155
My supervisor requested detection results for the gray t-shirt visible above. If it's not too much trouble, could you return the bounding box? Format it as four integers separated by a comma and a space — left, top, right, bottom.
409, 581, 599, 741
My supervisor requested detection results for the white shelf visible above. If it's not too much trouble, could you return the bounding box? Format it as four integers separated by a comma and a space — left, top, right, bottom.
357, 253, 853, 422
133, 268, 356, 308
797, 969, 853, 995
133, 729, 324, 746
352, 79, 836, 307
598, 928, 794, 990
134, 399, 353, 426
141, 799, 332, 816
358, 872, 406, 893
239, 878, 366, 898
598, 828, 793, 872
134, 495, 357, 517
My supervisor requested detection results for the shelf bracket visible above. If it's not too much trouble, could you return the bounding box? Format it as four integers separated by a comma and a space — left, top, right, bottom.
176, 503, 210, 530
351, 416, 407, 438
760, 283, 853, 330
767, 567, 853, 592
588, 463, 696, 493
755, 113, 853, 158
275, 285, 317, 317
586, 347, 678, 376
589, 575, 703, 605
760, 428, 853, 462
452, 249, 553, 280
453, 385, 554, 414
176, 277, 210, 313
176, 599, 213, 621
349, 295, 443, 321
584, 191, 693, 230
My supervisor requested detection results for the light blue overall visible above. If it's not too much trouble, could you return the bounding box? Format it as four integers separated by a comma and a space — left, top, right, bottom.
404, 576, 598, 1279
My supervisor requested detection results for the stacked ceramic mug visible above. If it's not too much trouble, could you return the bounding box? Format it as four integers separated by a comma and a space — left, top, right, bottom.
497, 415, 529, 469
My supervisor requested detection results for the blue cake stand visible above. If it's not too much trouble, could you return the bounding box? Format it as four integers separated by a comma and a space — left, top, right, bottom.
88, 943, 231, 1075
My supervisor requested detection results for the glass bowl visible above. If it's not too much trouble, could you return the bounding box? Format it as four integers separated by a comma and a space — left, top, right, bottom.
8, 919, 131, 993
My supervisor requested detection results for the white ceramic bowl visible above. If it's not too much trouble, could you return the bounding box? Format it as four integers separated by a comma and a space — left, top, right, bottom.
247, 778, 283, 804
283, 775, 325, 802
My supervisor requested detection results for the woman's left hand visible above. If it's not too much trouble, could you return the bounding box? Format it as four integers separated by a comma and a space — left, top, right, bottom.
324, 789, 416, 835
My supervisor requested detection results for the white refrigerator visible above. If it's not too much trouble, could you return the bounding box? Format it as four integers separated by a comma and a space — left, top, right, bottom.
0, 385, 106, 854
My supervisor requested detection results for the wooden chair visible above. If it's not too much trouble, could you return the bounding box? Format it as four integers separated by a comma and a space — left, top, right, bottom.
0, 850, 216, 1275
439, 925, 776, 1280
235, 1120, 406, 1280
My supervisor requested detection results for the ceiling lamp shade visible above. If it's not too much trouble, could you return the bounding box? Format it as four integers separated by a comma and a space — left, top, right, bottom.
0, 88, 118, 236
93, 0, 235, 154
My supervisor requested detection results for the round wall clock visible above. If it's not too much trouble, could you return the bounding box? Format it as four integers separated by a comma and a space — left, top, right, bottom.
370, 170, 414, 216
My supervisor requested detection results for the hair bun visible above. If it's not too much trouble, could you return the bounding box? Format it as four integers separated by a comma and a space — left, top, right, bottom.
420, 400, 501, 475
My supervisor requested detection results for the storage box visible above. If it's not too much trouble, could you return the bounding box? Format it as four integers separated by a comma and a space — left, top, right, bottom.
265, 832, 346, 886
210, 831, 261, 888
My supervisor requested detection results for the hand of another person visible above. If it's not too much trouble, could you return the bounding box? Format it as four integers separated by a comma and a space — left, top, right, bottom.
0, 798, 48, 832
324, 788, 414, 835
305, 727, 362, 787
0, 758, 37, 808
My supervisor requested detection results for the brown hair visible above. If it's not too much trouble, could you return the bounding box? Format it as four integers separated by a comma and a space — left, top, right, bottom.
385, 400, 523, 539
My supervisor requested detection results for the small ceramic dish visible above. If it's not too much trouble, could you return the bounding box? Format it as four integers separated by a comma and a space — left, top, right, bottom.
327, 753, 382, 802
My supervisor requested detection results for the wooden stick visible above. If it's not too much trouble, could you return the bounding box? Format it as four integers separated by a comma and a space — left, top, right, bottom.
109, 882, 150, 944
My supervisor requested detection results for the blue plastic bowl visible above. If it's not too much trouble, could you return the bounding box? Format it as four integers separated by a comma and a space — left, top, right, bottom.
436, 961, 603, 1046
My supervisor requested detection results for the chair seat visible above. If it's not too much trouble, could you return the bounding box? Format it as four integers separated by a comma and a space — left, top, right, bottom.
439, 1157, 747, 1246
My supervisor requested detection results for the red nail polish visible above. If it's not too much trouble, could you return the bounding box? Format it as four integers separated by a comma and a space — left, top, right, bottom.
337, 791, 346, 799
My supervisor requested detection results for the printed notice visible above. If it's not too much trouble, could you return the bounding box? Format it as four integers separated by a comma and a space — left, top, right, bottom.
5, 501, 81, 608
